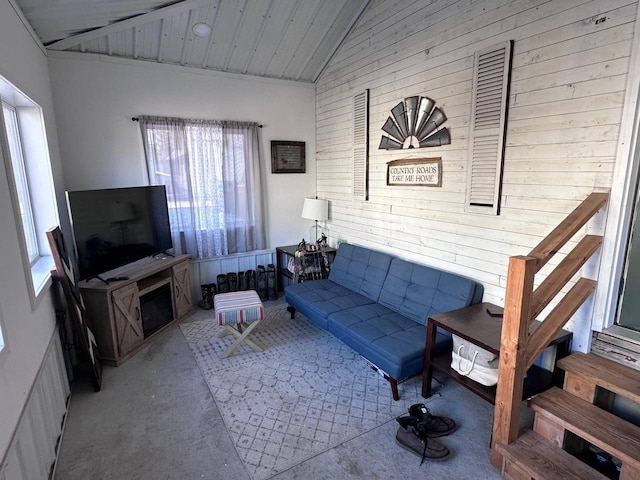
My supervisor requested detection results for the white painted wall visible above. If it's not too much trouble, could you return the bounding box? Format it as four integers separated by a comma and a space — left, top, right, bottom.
0, 0, 66, 465
315, 0, 636, 341
47, 52, 318, 250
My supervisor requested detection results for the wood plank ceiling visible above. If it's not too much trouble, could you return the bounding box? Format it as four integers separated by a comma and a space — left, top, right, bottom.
14, 0, 371, 83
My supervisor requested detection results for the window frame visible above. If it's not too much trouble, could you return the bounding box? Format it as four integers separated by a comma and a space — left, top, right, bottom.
0, 76, 58, 309
2, 102, 39, 262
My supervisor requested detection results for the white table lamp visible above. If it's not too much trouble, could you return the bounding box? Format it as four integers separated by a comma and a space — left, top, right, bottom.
301, 197, 328, 242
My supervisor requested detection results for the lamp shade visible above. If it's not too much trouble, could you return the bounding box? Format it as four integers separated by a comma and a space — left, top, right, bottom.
301, 198, 328, 221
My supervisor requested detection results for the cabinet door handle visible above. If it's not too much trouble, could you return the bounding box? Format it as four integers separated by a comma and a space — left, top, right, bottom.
175, 283, 181, 298
135, 306, 140, 321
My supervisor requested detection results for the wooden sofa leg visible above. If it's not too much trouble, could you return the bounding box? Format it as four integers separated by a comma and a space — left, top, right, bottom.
390, 377, 399, 401
286, 305, 296, 319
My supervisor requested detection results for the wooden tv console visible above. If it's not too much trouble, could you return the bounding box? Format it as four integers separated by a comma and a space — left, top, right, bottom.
78, 254, 193, 366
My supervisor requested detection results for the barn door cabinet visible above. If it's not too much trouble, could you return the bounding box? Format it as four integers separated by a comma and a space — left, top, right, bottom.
172, 260, 192, 318
79, 254, 194, 366
112, 282, 144, 356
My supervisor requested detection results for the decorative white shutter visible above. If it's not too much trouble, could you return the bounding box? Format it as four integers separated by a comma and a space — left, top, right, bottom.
353, 89, 369, 200
466, 41, 513, 215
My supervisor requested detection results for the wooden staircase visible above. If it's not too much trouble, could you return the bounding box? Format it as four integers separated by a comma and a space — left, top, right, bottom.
496, 352, 640, 479
490, 192, 609, 464
485, 191, 640, 477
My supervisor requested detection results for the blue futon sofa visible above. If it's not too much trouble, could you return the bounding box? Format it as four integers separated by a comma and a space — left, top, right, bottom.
284, 243, 483, 400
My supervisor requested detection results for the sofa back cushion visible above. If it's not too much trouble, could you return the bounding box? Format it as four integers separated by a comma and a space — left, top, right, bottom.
328, 243, 393, 302
378, 258, 483, 324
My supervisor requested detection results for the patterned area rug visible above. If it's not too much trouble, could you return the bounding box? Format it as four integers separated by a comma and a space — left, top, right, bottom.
180, 297, 435, 480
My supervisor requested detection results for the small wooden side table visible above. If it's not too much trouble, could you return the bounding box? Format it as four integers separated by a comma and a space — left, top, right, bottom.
421, 302, 572, 404
275, 244, 337, 292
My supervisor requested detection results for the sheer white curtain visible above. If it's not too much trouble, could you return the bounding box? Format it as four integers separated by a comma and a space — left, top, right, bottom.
139, 116, 266, 258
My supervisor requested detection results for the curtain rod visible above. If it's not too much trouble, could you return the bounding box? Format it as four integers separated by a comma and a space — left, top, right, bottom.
131, 117, 262, 127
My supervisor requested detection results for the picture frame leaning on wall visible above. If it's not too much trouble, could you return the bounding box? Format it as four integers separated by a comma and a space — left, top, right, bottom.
47, 226, 102, 391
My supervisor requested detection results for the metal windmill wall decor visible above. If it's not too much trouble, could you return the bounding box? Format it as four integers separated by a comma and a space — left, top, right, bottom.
379, 95, 451, 149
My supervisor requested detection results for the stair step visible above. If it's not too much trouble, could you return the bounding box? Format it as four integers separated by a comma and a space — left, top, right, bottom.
495, 429, 609, 480
529, 387, 640, 470
557, 352, 640, 404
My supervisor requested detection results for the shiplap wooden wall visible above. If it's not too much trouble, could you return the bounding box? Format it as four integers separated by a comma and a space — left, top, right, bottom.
0, 332, 69, 480
316, 0, 636, 310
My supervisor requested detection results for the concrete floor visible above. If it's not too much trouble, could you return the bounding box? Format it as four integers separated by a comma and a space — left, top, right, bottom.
53, 317, 517, 480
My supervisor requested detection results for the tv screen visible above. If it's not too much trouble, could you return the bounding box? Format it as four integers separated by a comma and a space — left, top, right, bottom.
67, 185, 173, 280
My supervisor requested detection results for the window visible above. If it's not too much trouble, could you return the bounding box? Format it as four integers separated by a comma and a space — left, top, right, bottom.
0, 75, 58, 308
139, 117, 266, 258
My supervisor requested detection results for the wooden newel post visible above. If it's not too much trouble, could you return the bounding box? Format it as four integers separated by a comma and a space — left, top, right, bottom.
490, 255, 537, 468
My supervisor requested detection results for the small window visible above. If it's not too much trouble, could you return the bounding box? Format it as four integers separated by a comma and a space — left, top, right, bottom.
0, 75, 58, 308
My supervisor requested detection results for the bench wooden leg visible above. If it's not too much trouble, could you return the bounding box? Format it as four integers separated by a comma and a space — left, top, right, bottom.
218, 325, 234, 338
221, 322, 263, 358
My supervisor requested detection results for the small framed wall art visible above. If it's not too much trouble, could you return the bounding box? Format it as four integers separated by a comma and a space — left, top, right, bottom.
271, 140, 306, 173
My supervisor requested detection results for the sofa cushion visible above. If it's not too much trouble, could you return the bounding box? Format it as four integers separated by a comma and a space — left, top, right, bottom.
328, 243, 392, 302
378, 258, 482, 325
327, 303, 453, 380
285, 279, 376, 329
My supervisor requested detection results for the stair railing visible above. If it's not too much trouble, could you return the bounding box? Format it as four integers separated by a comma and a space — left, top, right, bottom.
490, 191, 609, 468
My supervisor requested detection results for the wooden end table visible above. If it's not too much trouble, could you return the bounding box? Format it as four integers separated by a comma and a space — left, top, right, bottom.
275, 244, 337, 292
421, 302, 572, 404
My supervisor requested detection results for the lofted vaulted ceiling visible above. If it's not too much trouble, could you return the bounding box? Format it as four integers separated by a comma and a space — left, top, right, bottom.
14, 0, 371, 83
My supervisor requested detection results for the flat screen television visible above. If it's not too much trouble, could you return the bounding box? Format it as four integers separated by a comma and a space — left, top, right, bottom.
66, 185, 173, 280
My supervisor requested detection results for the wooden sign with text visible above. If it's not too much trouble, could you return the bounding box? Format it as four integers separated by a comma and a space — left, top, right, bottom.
386, 157, 442, 187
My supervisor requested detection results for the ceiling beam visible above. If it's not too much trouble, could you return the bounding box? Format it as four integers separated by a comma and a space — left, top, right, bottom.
47, 0, 217, 51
